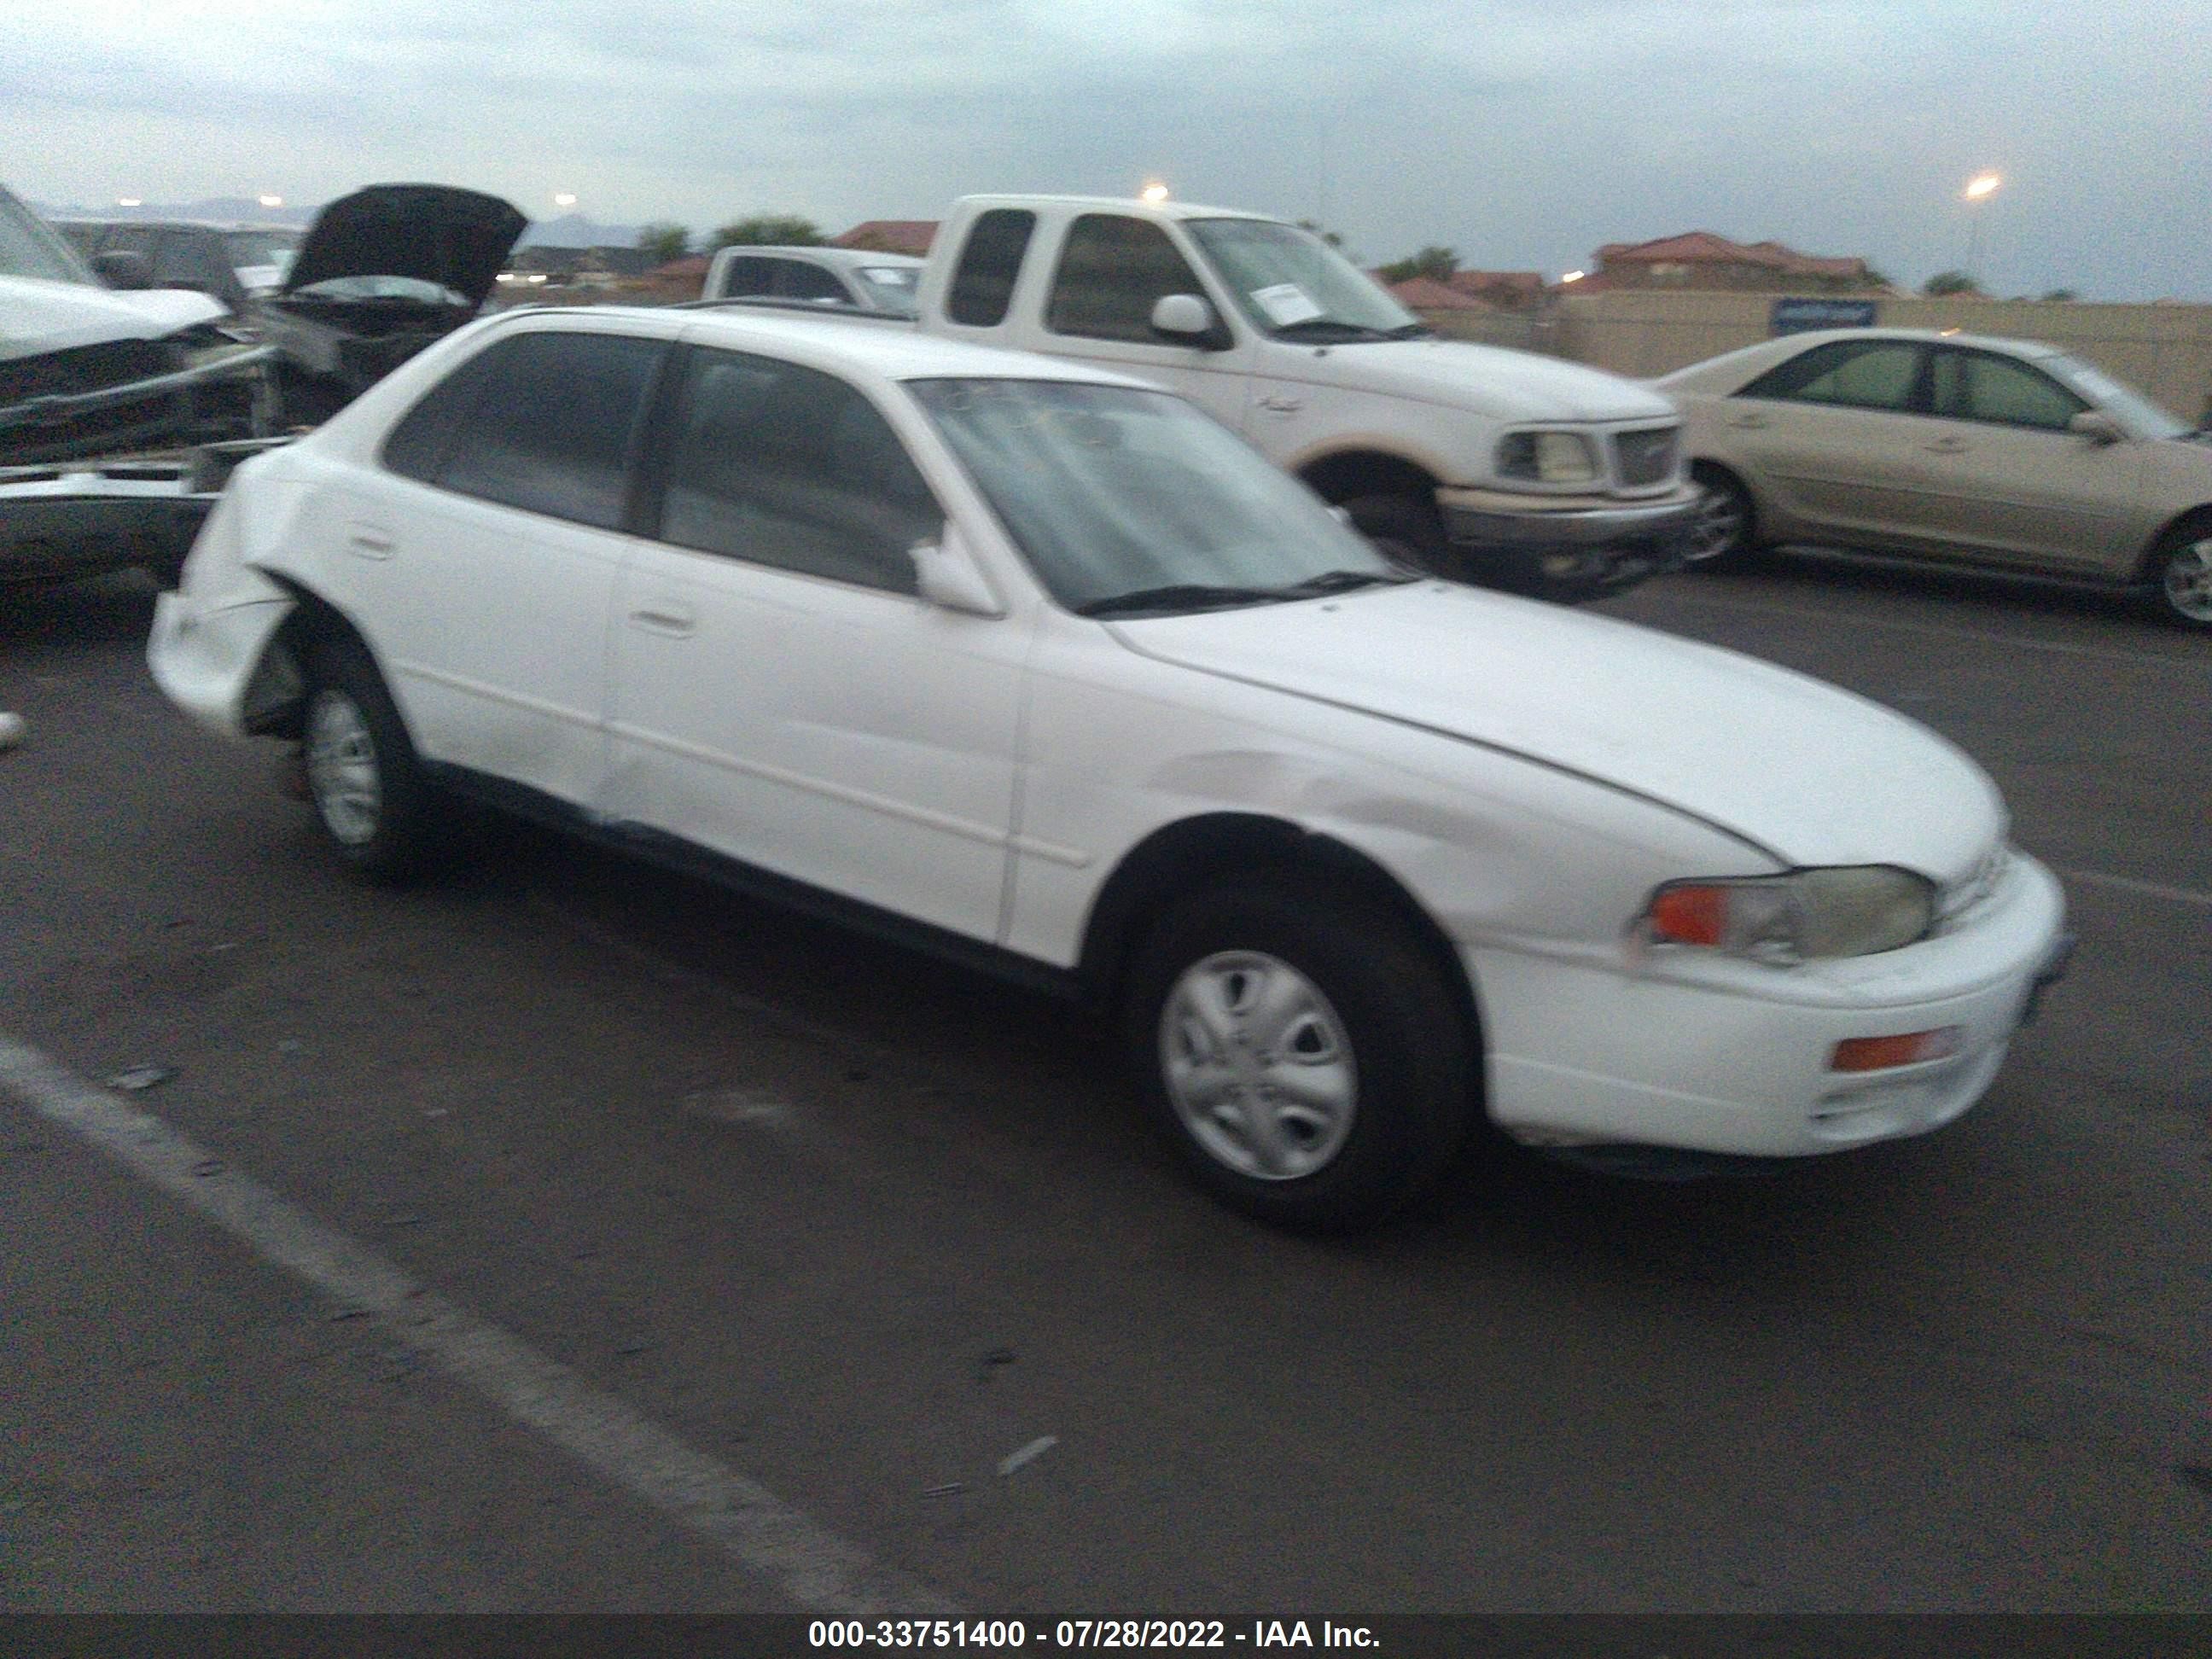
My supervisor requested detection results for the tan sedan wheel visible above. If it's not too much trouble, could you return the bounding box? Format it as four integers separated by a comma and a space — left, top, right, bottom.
2152, 528, 2212, 630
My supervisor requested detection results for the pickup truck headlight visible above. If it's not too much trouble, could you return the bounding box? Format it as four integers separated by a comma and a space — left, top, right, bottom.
1639, 866, 1936, 962
1496, 429, 1600, 485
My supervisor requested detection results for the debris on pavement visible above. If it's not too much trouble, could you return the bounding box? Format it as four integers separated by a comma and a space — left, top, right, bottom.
998, 1435, 1058, 1477
107, 1065, 176, 1091
976, 1346, 1017, 1383
680, 1086, 786, 1126
190, 1159, 224, 1178
922, 1482, 969, 1499
0, 711, 25, 752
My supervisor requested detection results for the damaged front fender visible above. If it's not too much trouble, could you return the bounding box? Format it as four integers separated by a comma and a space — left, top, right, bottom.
147, 572, 298, 742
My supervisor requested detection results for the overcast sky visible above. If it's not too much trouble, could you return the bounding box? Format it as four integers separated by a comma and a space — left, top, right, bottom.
6, 0, 2208, 299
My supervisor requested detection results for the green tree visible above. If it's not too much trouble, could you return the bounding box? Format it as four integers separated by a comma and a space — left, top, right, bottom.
635, 222, 691, 264
2040, 287, 2080, 302
1921, 270, 1982, 297
710, 214, 826, 250
1378, 244, 1458, 284
1295, 218, 1348, 251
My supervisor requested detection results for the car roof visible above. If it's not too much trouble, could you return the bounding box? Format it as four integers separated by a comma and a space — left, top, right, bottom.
1769, 326, 2065, 358
952, 194, 1274, 224
516, 303, 1161, 388
54, 218, 299, 236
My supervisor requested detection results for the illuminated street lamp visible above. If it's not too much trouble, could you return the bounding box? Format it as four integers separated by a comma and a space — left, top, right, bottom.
258, 194, 283, 208
1962, 172, 2002, 281
117, 197, 142, 207
553, 192, 579, 209
1140, 180, 1169, 205
1560, 269, 1586, 283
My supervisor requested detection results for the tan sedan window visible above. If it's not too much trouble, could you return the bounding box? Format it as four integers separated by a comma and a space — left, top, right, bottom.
1930, 351, 2087, 432
1743, 340, 1924, 412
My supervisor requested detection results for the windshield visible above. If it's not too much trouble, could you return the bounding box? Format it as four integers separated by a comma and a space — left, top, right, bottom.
2046, 353, 2191, 439
224, 230, 300, 274
0, 189, 96, 285
909, 377, 1399, 614
1185, 218, 1426, 342
855, 265, 920, 312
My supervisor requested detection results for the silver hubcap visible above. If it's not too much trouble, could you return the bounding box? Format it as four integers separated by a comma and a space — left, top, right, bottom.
1686, 486, 1744, 563
2164, 538, 2212, 622
305, 690, 381, 847
1159, 952, 1357, 1181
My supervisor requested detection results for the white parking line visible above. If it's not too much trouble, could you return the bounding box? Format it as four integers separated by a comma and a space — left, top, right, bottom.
2058, 867, 2212, 911
0, 1035, 959, 1619
1637, 585, 2209, 672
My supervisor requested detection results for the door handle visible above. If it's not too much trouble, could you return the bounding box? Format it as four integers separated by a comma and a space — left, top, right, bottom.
627, 605, 696, 637
1725, 413, 1768, 430
346, 527, 394, 558
1255, 393, 1304, 415
1924, 437, 1969, 455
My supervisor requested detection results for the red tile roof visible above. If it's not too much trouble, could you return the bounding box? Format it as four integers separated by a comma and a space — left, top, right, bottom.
832, 219, 938, 256
1448, 270, 1545, 297
1387, 275, 1493, 311
1599, 230, 1867, 279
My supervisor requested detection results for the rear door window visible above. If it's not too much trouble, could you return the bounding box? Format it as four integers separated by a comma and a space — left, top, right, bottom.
417, 331, 668, 529
1742, 340, 1926, 413
1930, 350, 2087, 431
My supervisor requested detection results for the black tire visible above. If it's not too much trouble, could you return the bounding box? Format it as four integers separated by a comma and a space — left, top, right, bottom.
2145, 518, 2212, 632
300, 632, 443, 879
1685, 463, 1759, 568
1340, 492, 1456, 579
1121, 879, 1476, 1232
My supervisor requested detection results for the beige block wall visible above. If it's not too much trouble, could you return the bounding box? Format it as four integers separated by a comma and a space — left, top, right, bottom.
1540, 291, 2212, 422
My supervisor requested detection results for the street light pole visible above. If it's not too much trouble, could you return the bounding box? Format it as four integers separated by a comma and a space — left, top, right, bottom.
1962, 172, 2001, 287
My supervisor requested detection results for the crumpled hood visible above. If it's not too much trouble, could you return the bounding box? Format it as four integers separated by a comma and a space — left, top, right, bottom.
0, 275, 224, 361
282, 183, 526, 308
1108, 582, 2004, 880
1295, 337, 1680, 423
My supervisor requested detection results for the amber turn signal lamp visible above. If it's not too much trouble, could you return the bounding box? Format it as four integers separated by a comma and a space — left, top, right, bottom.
1829, 1027, 1964, 1073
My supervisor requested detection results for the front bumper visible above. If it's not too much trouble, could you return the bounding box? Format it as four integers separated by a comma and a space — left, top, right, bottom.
1436, 483, 1701, 600
1469, 850, 2070, 1159
0, 438, 291, 586
0, 345, 277, 468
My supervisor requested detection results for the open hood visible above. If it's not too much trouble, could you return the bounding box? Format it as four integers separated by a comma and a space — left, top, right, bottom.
282, 183, 526, 308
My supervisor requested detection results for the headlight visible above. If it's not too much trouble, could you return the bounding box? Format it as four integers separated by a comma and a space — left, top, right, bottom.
1638, 866, 1935, 962
1497, 428, 1600, 485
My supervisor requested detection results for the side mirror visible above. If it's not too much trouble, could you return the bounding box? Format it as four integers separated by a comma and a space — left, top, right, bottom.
909, 524, 1005, 617
93, 250, 153, 289
2068, 410, 2125, 445
1150, 293, 1229, 349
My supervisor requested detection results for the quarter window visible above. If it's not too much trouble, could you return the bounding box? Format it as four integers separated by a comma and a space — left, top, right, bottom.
946, 209, 1035, 328
1742, 340, 1924, 412
416, 331, 667, 529
777, 261, 847, 304
656, 347, 941, 594
1930, 351, 2087, 431
1048, 215, 1209, 344
718, 256, 775, 297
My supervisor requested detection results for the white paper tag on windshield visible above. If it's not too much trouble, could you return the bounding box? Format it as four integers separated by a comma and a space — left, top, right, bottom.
1250, 282, 1324, 326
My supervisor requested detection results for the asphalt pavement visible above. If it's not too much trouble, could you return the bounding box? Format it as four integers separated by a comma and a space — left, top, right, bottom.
2, 553, 2208, 1621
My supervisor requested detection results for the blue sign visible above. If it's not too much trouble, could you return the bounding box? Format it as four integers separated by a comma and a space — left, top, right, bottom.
1771, 298, 1879, 335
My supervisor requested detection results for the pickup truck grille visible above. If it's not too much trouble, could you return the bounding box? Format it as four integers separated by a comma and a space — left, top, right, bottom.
0, 340, 173, 404
1611, 427, 1679, 488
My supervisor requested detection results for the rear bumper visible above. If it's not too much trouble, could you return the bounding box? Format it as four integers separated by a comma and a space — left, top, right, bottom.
1437, 484, 1700, 599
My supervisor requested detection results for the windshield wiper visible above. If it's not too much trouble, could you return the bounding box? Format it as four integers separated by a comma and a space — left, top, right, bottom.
1269, 318, 1400, 343
1075, 583, 1285, 617
1272, 569, 1416, 597
1384, 322, 1435, 340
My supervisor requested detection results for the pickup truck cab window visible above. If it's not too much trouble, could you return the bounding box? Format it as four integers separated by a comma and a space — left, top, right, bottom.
717, 255, 776, 298
946, 209, 1035, 328
1185, 217, 1424, 342
1047, 215, 1214, 345
432, 330, 667, 530
658, 346, 938, 594
776, 261, 847, 304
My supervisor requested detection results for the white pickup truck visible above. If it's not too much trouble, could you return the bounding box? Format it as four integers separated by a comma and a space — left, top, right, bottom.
708, 195, 1701, 600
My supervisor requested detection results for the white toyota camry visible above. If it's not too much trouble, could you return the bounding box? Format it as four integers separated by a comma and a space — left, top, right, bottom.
149, 305, 2073, 1230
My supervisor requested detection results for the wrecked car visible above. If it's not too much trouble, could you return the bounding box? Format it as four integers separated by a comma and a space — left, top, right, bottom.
2, 183, 275, 586
256, 183, 526, 423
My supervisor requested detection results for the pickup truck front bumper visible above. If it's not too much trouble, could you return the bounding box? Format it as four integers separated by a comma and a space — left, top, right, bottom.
1, 437, 289, 589
1436, 481, 1701, 601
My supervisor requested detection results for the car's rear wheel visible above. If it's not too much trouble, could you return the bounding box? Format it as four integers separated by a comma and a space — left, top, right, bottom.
301, 634, 442, 878
2148, 521, 2212, 631
1123, 880, 1476, 1232
1686, 463, 1757, 568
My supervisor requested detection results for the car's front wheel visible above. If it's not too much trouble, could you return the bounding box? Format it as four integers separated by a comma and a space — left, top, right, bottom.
2148, 520, 2212, 631
1685, 463, 1758, 568
301, 634, 442, 878
1123, 880, 1476, 1231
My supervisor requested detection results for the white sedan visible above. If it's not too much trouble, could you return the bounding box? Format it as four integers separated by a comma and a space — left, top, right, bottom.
149, 305, 2072, 1230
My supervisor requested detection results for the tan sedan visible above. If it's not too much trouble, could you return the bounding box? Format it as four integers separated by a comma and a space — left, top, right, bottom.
1656, 328, 2212, 629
